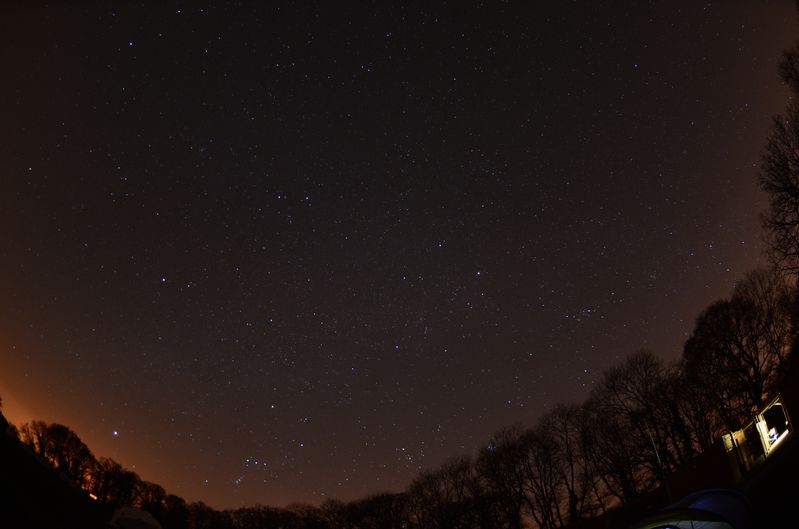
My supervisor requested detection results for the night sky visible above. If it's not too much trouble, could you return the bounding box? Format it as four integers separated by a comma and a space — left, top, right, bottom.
1, 0, 797, 510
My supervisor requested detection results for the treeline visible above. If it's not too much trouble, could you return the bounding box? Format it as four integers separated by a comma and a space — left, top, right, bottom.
3, 265, 796, 529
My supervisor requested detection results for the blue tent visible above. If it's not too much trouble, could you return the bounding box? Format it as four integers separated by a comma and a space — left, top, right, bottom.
629, 488, 752, 529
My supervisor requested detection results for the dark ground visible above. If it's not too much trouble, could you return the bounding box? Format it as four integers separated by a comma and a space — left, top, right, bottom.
623, 431, 799, 529
0, 413, 112, 529
738, 431, 799, 527
567, 429, 799, 529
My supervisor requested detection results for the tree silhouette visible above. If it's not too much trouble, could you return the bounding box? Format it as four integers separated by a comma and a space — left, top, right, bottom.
674, 353, 725, 451
476, 425, 527, 529
759, 31, 799, 273
517, 427, 565, 529
160, 494, 190, 529
133, 480, 167, 520
581, 387, 647, 506
539, 403, 597, 525
18, 421, 96, 488
323, 493, 409, 529
89, 456, 140, 507
407, 456, 476, 529
684, 268, 794, 428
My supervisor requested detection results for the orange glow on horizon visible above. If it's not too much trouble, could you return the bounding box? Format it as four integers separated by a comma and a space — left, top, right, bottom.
0, 383, 37, 429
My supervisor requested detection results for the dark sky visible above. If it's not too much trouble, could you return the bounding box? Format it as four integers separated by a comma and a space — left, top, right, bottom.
1, 0, 797, 510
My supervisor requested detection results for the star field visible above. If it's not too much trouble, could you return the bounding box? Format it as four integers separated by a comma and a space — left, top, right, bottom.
0, 0, 797, 509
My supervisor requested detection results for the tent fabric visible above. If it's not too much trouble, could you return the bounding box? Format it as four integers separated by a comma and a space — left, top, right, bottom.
108, 506, 163, 529
629, 488, 752, 529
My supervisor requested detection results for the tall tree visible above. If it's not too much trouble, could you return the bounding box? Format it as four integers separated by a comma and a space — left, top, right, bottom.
134, 480, 167, 520
592, 350, 681, 498
17, 421, 96, 488
539, 403, 597, 525
581, 383, 649, 506
518, 427, 565, 529
476, 425, 527, 529
407, 456, 475, 529
760, 99, 799, 273
160, 494, 190, 529
89, 457, 140, 507
684, 268, 795, 427
683, 301, 748, 429
759, 31, 799, 273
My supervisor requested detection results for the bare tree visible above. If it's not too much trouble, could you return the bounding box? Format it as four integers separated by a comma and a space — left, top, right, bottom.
539, 403, 598, 525
581, 384, 649, 506
17, 420, 96, 488
188, 501, 234, 529
476, 425, 527, 529
759, 33, 799, 274
517, 427, 565, 529
89, 456, 140, 507
134, 480, 167, 519
684, 268, 795, 428
161, 494, 190, 529
231, 504, 298, 529
649, 364, 701, 468
683, 301, 748, 430
285, 503, 329, 529
760, 99, 799, 273
332, 492, 409, 529
596, 350, 679, 496
407, 456, 475, 529
673, 355, 724, 451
